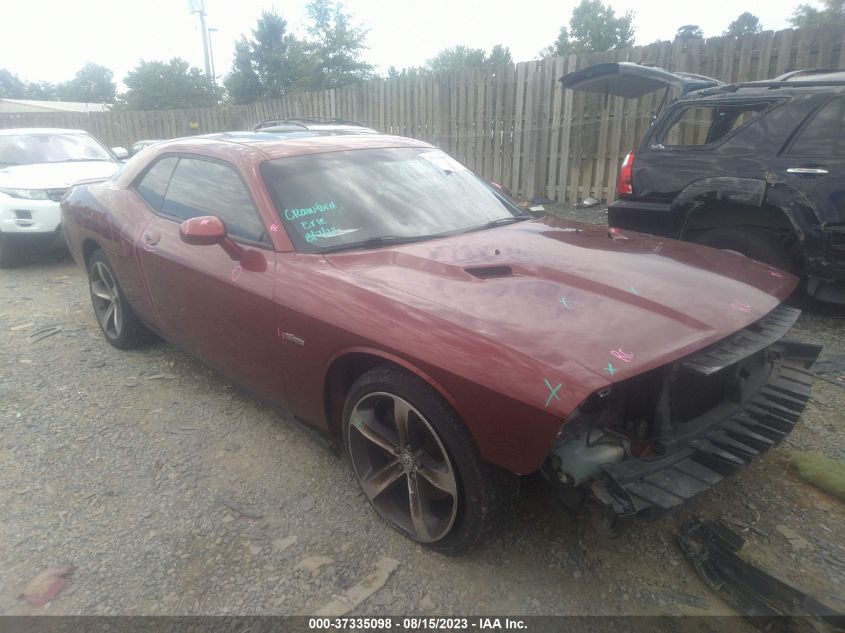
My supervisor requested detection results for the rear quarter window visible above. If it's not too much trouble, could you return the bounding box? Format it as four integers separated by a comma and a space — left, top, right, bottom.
134, 156, 178, 212
658, 102, 771, 147
785, 97, 845, 157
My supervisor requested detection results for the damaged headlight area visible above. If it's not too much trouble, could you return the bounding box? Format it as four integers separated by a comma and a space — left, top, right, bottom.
543, 305, 822, 532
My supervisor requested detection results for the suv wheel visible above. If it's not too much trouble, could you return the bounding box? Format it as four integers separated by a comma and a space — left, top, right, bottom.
343, 365, 518, 553
695, 227, 799, 274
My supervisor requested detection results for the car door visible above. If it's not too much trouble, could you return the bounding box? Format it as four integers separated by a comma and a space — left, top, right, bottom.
136, 155, 285, 404
768, 95, 845, 236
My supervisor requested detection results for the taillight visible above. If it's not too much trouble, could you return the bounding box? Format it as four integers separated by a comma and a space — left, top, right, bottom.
617, 151, 634, 196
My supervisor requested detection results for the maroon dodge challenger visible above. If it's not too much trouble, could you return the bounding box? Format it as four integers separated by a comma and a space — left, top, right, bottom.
61, 131, 820, 552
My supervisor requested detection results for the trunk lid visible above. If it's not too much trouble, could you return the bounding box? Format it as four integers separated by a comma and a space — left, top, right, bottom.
559, 62, 723, 117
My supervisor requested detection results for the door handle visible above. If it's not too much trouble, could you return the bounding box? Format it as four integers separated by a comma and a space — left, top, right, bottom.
786, 167, 828, 175
143, 231, 161, 246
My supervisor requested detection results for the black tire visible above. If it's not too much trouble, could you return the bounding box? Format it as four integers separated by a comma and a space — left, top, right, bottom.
0, 234, 20, 268
342, 364, 518, 554
87, 249, 154, 349
695, 227, 800, 274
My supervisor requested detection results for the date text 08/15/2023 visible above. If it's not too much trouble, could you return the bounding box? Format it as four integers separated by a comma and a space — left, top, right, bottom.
307, 617, 528, 630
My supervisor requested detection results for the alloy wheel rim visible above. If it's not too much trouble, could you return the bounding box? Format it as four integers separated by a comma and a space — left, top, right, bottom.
90, 261, 122, 339
348, 392, 459, 543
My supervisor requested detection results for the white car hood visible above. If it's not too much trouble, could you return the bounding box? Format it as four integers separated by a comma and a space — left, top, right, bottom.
0, 161, 121, 190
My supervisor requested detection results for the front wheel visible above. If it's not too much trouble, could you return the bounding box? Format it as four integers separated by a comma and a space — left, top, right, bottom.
88, 249, 153, 349
343, 365, 517, 554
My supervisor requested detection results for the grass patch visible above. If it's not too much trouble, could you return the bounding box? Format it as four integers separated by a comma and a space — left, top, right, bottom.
791, 450, 845, 503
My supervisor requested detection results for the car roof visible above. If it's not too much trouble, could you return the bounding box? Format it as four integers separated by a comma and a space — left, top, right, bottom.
252, 116, 376, 132
685, 68, 845, 101
147, 132, 432, 161
0, 127, 91, 136
776, 68, 845, 82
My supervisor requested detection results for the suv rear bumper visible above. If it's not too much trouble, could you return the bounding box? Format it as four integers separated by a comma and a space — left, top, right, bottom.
608, 199, 681, 238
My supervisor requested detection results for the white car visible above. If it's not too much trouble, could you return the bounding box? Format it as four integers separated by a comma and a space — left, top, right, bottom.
0, 128, 125, 267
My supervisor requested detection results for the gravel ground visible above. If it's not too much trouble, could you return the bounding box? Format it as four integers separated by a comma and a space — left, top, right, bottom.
1, 226, 843, 619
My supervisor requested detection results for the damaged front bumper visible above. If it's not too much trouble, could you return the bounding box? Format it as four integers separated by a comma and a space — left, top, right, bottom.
546, 305, 822, 523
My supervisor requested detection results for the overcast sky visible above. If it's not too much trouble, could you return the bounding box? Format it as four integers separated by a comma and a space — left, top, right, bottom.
0, 0, 816, 89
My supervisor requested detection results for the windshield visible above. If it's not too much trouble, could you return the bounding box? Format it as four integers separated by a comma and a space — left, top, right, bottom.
0, 133, 116, 167
261, 147, 528, 253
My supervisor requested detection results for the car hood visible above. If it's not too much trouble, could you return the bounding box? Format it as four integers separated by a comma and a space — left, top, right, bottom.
0, 161, 120, 190
325, 217, 797, 384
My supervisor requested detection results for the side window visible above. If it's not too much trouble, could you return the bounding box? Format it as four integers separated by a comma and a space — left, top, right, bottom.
135, 156, 178, 211
659, 103, 769, 147
161, 158, 267, 244
787, 98, 845, 157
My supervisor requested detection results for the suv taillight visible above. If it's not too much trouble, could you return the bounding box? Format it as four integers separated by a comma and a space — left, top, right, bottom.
617, 151, 634, 196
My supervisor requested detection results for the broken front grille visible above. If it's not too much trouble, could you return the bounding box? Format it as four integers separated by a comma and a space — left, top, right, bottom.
681, 305, 801, 376
593, 339, 820, 517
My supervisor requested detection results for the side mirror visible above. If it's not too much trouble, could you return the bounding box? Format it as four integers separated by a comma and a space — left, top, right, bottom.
111, 146, 129, 161
180, 215, 227, 246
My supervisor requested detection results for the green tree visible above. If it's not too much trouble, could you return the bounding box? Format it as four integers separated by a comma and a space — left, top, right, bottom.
304, 0, 374, 89
724, 12, 762, 36
675, 24, 704, 41
543, 0, 634, 57
424, 44, 512, 72
23, 81, 60, 101
224, 11, 302, 101
487, 44, 513, 67
789, 0, 845, 27
224, 3, 371, 101
426, 46, 488, 72
122, 58, 220, 110
59, 63, 116, 103
252, 11, 298, 96
0, 69, 26, 98
224, 37, 264, 104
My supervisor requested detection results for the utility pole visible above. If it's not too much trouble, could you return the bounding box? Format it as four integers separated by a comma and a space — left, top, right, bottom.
208, 27, 219, 85
190, 0, 212, 77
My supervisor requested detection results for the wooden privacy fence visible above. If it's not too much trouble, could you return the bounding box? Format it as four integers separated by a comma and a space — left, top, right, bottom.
3, 26, 845, 203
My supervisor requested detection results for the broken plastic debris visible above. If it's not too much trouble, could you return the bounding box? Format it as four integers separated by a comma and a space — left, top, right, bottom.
678, 520, 845, 629
19, 565, 75, 607
296, 555, 334, 574
315, 557, 400, 616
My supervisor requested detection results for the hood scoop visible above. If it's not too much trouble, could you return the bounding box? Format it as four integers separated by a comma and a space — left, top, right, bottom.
464, 265, 513, 279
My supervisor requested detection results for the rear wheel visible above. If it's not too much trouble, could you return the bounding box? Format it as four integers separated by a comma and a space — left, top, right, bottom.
88, 249, 153, 349
343, 365, 517, 554
695, 227, 800, 274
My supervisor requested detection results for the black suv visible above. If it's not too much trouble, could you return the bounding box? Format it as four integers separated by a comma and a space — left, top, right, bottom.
562, 63, 845, 304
